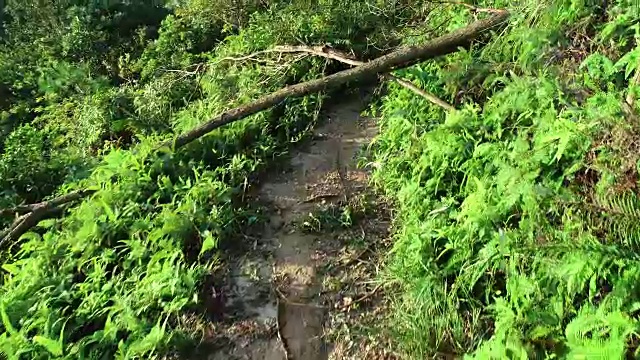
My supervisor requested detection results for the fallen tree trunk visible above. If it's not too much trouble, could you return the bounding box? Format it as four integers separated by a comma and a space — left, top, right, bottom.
164, 11, 507, 149
0, 11, 509, 247
258, 45, 458, 111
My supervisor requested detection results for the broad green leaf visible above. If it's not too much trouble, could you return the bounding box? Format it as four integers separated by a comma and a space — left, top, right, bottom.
199, 231, 217, 256
1, 263, 19, 275
0, 303, 16, 336
18, 232, 41, 242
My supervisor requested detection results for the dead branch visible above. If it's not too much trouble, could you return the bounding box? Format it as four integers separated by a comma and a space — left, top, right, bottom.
164, 11, 507, 150
0, 189, 96, 248
284, 46, 456, 111
226, 45, 456, 111
383, 74, 457, 111
219, 45, 361, 66
0, 12, 509, 248
337, 283, 383, 310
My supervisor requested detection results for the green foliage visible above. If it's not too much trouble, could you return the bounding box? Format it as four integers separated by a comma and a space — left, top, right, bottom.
5, 0, 640, 358
368, 0, 640, 358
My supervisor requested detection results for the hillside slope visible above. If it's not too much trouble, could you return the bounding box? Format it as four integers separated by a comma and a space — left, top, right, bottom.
1, 0, 640, 359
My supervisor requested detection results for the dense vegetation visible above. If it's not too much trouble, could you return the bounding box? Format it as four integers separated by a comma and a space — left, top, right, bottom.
1, 0, 640, 359
370, 0, 640, 358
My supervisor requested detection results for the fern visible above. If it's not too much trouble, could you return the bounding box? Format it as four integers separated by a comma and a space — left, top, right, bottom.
589, 191, 640, 248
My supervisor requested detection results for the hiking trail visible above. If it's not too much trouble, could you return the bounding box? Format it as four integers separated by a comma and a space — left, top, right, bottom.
207, 89, 396, 360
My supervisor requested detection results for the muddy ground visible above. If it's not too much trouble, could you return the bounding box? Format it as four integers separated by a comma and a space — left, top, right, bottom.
192, 89, 397, 360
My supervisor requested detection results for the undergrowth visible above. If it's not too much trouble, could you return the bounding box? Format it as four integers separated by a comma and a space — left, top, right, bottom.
0, 0, 432, 358
369, 0, 640, 358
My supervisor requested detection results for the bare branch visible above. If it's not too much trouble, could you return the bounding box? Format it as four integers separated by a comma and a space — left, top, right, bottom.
267, 44, 457, 111
0, 189, 96, 247
383, 74, 457, 111
163, 12, 509, 150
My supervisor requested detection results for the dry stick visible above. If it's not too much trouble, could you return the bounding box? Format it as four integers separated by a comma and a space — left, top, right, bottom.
0, 12, 509, 246
219, 45, 362, 66
383, 74, 457, 111
338, 284, 383, 310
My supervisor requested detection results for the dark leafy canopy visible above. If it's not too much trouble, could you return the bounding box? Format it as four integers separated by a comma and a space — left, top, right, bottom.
2, 0, 640, 359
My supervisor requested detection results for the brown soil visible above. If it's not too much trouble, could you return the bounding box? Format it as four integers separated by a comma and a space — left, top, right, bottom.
205, 89, 397, 359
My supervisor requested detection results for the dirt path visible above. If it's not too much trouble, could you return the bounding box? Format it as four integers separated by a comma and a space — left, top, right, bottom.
208, 89, 395, 360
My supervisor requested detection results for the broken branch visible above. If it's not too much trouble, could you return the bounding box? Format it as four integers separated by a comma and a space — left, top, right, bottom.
164, 11, 507, 149
232, 44, 458, 111
384, 74, 457, 111
0, 189, 96, 248
297, 45, 457, 111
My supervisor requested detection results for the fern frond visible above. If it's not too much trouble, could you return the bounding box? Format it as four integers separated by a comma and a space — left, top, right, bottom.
586, 191, 640, 249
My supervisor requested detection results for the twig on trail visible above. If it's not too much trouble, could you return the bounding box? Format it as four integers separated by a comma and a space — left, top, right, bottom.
337, 284, 383, 310
338, 244, 373, 271
0, 12, 509, 249
301, 193, 342, 204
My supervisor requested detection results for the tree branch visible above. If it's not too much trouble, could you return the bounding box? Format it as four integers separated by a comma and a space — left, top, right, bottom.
384, 74, 457, 111
260, 44, 457, 111
0, 189, 96, 248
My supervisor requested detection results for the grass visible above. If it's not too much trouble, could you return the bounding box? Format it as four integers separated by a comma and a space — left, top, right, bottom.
367, 0, 640, 358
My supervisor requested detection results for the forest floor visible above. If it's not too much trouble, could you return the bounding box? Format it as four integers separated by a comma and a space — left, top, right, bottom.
197, 89, 398, 360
